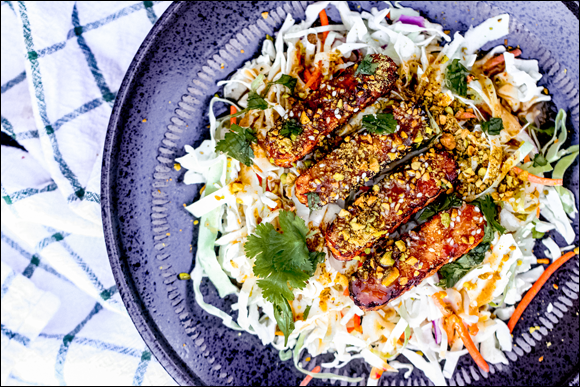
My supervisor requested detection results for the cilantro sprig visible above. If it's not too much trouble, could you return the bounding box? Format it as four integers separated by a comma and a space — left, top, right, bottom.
245, 211, 323, 345
437, 241, 489, 288
361, 113, 398, 134
264, 74, 298, 95
437, 194, 504, 288
418, 193, 462, 221
445, 59, 469, 97
473, 194, 506, 235
215, 124, 257, 166
230, 74, 298, 118
481, 117, 504, 136
280, 119, 303, 138
355, 55, 378, 76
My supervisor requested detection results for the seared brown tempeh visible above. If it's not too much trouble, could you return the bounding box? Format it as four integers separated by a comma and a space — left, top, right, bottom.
295, 101, 431, 206
349, 203, 486, 310
325, 150, 458, 261
262, 54, 398, 168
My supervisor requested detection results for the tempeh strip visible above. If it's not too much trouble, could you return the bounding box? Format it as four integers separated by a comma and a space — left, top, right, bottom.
326, 150, 458, 261
349, 203, 486, 310
295, 101, 431, 206
263, 54, 398, 167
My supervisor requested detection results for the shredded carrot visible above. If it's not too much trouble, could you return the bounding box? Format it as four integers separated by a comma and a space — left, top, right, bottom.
536, 258, 550, 264
468, 323, 479, 336
300, 365, 321, 386
536, 206, 541, 218
508, 250, 577, 332
512, 166, 563, 186
370, 367, 384, 380
431, 293, 453, 317
230, 106, 237, 125
305, 69, 322, 90
483, 48, 522, 71
455, 111, 477, 120
303, 68, 312, 82
343, 287, 349, 296
319, 9, 329, 45
452, 315, 489, 372
346, 314, 361, 333
524, 154, 531, 163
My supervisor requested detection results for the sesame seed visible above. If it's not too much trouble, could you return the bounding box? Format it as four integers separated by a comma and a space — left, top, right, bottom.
336, 114, 342, 119
308, 136, 315, 140
332, 90, 337, 97
475, 207, 480, 212
289, 111, 294, 117
417, 193, 423, 198
362, 173, 367, 178
354, 108, 359, 112
428, 248, 435, 252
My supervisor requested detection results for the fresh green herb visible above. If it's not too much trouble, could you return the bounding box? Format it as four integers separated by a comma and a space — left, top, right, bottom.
355, 55, 378, 76
265, 74, 298, 95
229, 91, 270, 118
361, 113, 398, 134
178, 273, 191, 280
418, 193, 462, 221
532, 153, 548, 167
481, 117, 504, 136
445, 59, 470, 97
280, 119, 303, 138
306, 192, 322, 211
533, 125, 555, 137
437, 240, 490, 288
473, 194, 506, 235
215, 124, 257, 166
245, 210, 321, 345
302, 305, 312, 320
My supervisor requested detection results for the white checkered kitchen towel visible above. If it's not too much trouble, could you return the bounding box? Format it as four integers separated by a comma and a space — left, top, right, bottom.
1, 1, 177, 385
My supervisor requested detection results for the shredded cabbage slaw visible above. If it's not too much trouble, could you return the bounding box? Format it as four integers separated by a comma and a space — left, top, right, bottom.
175, 2, 579, 385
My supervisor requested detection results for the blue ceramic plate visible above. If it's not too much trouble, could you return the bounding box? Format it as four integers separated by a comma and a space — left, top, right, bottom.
102, 2, 579, 385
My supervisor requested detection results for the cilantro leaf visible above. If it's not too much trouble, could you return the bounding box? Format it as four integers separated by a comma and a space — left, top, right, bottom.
362, 113, 398, 134
273, 298, 294, 346
481, 117, 504, 136
265, 74, 298, 95
534, 125, 555, 137
437, 241, 489, 288
245, 210, 324, 345
473, 194, 506, 235
230, 90, 270, 118
306, 192, 322, 211
215, 124, 256, 166
280, 119, 303, 138
418, 193, 463, 221
445, 59, 469, 97
532, 153, 548, 167
355, 55, 378, 76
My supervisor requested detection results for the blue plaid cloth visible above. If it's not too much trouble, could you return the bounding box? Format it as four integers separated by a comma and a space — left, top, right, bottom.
1, 1, 176, 385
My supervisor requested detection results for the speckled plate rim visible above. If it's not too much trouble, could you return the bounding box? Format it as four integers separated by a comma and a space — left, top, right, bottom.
102, 2, 202, 385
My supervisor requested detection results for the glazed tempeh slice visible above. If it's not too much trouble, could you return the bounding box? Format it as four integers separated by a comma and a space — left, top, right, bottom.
295, 101, 430, 206
349, 203, 486, 310
263, 54, 398, 167
325, 150, 458, 261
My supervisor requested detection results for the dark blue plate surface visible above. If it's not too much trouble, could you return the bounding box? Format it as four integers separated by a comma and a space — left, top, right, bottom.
102, 2, 579, 385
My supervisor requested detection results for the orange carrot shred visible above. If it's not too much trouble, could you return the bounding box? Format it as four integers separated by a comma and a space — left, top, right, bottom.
452, 315, 489, 372
319, 9, 329, 45
508, 251, 577, 332
512, 166, 563, 186
230, 106, 237, 125
536, 206, 541, 218
524, 155, 531, 163
305, 69, 322, 90
300, 365, 321, 386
